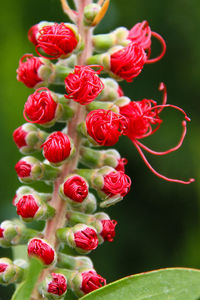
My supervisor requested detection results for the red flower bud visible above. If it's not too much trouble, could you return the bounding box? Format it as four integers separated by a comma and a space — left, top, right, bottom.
127, 21, 166, 64
16, 195, 39, 219
36, 23, 78, 59
48, 273, 67, 296
23, 88, 58, 125
15, 161, 32, 178
74, 227, 98, 251
81, 270, 106, 294
28, 238, 55, 265
100, 220, 117, 242
128, 21, 151, 51
17, 54, 43, 88
102, 171, 131, 198
110, 43, 146, 82
63, 175, 89, 202
0, 228, 4, 238
115, 158, 128, 172
0, 263, 8, 273
28, 24, 39, 45
41, 131, 71, 163
13, 126, 27, 149
86, 109, 128, 146
64, 65, 104, 105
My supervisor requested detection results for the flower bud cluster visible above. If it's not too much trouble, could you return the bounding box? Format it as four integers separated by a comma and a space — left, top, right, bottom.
0, 1, 194, 299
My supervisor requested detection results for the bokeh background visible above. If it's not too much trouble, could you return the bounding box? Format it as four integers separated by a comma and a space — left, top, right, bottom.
0, 0, 199, 298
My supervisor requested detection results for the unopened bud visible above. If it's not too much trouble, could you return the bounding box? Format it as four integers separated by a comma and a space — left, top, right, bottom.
28, 238, 56, 265
13, 123, 49, 154
15, 156, 60, 183
70, 268, 106, 297
0, 219, 40, 248
0, 258, 25, 285
15, 193, 55, 222
41, 131, 75, 165
84, 4, 101, 26
39, 272, 67, 299
57, 224, 98, 254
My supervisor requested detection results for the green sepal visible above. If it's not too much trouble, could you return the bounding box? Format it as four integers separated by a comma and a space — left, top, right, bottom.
57, 253, 93, 271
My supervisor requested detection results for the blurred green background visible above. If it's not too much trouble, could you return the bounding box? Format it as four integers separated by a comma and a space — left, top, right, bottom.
0, 0, 199, 298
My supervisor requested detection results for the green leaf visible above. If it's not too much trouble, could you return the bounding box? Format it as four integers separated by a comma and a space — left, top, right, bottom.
80, 268, 200, 300
11, 257, 43, 300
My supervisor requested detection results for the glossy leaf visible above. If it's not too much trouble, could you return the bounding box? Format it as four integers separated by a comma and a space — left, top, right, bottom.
11, 257, 43, 300
81, 268, 200, 300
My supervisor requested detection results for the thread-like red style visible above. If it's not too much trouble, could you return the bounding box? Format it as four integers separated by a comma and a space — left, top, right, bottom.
28, 24, 39, 45
0, 264, 8, 273
28, 238, 55, 265
16, 195, 39, 218
41, 131, 71, 163
13, 126, 27, 149
100, 220, 117, 242
115, 158, 128, 172
48, 273, 67, 296
23, 88, 58, 125
110, 43, 147, 82
64, 65, 104, 105
86, 109, 128, 146
15, 161, 32, 178
128, 21, 166, 63
102, 171, 131, 198
17, 54, 43, 88
36, 23, 78, 59
74, 227, 98, 251
81, 270, 106, 294
63, 175, 89, 202
120, 83, 194, 184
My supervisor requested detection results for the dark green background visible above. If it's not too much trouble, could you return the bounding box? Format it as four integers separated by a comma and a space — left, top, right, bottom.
0, 0, 199, 298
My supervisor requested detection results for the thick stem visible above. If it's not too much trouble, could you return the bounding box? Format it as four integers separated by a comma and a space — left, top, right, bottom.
31, 1, 93, 299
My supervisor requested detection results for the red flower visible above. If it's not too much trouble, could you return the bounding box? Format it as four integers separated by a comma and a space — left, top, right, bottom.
64, 65, 104, 105
36, 23, 78, 59
16, 195, 39, 219
74, 227, 98, 251
28, 24, 39, 45
23, 88, 58, 125
81, 270, 106, 294
120, 83, 194, 184
86, 109, 127, 146
41, 131, 71, 163
17, 54, 43, 88
63, 175, 89, 202
48, 273, 67, 296
127, 20, 166, 64
28, 238, 55, 265
110, 43, 146, 82
0, 228, 4, 238
115, 158, 128, 172
102, 171, 131, 198
0, 264, 8, 273
100, 220, 117, 242
15, 161, 32, 178
13, 126, 27, 149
